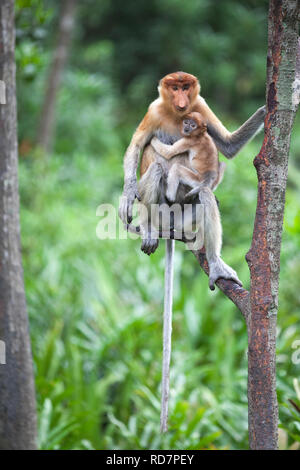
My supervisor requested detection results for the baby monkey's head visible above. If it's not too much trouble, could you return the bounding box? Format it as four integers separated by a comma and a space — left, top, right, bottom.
181, 112, 207, 137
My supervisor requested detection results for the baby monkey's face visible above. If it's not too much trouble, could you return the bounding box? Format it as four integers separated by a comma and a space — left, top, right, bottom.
181, 112, 206, 137
182, 118, 197, 136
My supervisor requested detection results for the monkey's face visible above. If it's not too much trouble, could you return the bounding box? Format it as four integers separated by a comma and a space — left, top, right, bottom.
159, 72, 200, 114
181, 112, 207, 137
167, 83, 193, 113
182, 118, 198, 136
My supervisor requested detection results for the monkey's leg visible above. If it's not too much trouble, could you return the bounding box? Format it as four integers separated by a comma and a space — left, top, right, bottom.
138, 161, 164, 255
211, 162, 226, 191
166, 163, 201, 202
184, 170, 219, 199
199, 187, 242, 290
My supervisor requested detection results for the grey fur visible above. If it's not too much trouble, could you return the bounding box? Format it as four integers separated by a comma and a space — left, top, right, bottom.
207, 106, 265, 158
154, 130, 181, 145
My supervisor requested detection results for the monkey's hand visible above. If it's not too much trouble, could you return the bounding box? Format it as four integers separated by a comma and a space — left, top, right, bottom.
151, 137, 173, 159
118, 178, 141, 224
151, 136, 164, 153
259, 105, 267, 116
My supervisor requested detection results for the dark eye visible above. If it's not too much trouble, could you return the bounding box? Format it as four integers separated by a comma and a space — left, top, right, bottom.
192, 124, 196, 128
183, 84, 190, 91
183, 120, 188, 125
172, 86, 178, 91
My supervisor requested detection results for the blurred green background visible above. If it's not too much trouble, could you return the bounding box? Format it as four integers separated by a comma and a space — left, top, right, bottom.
16, 0, 300, 450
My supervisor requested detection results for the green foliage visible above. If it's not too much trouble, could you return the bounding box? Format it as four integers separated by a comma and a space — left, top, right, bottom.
77, 0, 268, 117
16, 0, 52, 80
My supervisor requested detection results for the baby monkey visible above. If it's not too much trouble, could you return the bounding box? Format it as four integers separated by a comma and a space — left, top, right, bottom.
151, 111, 226, 202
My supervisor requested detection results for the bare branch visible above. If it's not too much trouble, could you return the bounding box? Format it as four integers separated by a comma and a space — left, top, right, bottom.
192, 250, 250, 324
127, 225, 250, 321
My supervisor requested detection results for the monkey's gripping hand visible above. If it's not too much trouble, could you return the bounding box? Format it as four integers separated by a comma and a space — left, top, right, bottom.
118, 178, 141, 224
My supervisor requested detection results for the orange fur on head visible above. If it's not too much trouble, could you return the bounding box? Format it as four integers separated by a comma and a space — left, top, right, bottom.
158, 72, 200, 114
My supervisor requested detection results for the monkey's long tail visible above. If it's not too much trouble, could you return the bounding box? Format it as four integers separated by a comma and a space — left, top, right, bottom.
160, 238, 175, 433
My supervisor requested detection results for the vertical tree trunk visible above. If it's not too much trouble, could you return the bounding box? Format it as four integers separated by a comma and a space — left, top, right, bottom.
246, 0, 300, 450
0, 1, 37, 450
37, 0, 77, 154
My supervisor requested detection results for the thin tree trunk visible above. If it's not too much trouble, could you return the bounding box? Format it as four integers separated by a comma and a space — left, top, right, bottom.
0, 1, 37, 450
37, 0, 77, 154
246, 0, 300, 450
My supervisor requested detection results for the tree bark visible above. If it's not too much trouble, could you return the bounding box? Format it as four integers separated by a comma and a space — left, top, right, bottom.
37, 0, 77, 154
0, 1, 37, 449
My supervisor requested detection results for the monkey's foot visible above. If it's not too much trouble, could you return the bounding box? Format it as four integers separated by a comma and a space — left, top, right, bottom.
208, 257, 242, 291
141, 237, 159, 256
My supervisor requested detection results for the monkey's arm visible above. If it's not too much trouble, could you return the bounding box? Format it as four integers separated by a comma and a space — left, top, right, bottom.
151, 136, 190, 159
199, 98, 265, 159
119, 111, 156, 224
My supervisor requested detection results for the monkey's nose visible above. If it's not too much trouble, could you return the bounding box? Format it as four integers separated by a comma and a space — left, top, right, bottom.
176, 105, 187, 112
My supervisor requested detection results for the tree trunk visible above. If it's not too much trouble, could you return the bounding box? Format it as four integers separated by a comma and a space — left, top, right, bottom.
37, 0, 77, 154
246, 0, 300, 450
0, 1, 37, 450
